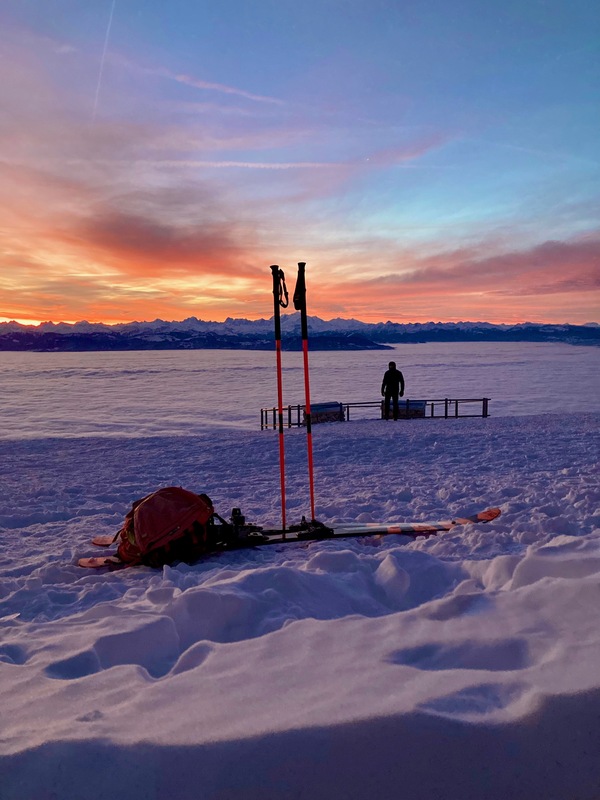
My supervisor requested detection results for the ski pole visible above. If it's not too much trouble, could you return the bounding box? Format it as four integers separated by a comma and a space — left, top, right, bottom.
270, 265, 289, 532
293, 261, 316, 522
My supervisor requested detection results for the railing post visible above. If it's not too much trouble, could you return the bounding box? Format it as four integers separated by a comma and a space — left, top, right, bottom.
483, 398, 489, 417
455, 399, 459, 417
444, 398, 448, 418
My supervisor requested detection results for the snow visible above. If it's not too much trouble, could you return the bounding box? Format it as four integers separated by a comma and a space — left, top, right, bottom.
1, 344, 600, 799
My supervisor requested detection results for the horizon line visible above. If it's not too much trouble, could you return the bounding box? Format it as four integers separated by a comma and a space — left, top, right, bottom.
1, 315, 598, 329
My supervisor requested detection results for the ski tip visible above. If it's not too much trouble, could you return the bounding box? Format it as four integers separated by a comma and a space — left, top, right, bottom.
78, 556, 124, 570
91, 535, 115, 547
453, 507, 502, 526
479, 507, 502, 522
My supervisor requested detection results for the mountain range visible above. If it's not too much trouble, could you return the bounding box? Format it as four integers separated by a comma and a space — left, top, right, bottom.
0, 316, 598, 351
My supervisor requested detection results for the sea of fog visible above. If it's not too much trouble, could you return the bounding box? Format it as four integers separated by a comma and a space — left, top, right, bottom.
1, 342, 599, 439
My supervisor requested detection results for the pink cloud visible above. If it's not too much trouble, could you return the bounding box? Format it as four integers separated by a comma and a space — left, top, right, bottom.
394, 237, 600, 295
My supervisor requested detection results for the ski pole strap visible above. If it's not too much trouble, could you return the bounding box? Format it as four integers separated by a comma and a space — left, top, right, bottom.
293, 261, 308, 338
275, 267, 289, 309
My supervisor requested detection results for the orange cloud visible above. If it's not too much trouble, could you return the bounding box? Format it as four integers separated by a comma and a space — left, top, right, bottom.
71, 209, 255, 276
2, 235, 599, 326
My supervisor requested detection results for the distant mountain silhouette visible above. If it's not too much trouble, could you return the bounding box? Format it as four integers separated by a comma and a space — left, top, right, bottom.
0, 316, 597, 351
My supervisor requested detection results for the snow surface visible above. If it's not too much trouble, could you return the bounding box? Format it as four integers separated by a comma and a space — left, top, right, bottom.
1, 345, 600, 799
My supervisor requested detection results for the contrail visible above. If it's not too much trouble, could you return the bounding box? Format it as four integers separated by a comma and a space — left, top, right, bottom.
92, 0, 116, 120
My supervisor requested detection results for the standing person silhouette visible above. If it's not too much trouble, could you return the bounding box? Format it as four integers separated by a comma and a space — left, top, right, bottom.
381, 361, 405, 420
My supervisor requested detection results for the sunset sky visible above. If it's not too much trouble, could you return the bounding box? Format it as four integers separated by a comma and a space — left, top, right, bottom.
1, 0, 598, 325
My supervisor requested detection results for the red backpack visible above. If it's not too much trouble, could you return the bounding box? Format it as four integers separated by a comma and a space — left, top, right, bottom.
114, 487, 214, 567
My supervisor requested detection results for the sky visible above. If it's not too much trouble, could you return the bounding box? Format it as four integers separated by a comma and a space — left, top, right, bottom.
0, 0, 598, 326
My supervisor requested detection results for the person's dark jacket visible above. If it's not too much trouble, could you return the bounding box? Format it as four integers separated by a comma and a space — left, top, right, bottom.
381, 367, 405, 397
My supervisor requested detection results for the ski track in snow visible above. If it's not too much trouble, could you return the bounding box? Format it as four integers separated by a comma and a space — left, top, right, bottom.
1, 412, 599, 799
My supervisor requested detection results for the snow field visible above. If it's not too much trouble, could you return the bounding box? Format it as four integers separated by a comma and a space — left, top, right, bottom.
1, 412, 599, 798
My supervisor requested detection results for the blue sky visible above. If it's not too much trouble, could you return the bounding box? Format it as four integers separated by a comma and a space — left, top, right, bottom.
0, 0, 598, 323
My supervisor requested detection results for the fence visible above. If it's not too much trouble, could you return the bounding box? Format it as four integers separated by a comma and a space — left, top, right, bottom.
260, 397, 490, 429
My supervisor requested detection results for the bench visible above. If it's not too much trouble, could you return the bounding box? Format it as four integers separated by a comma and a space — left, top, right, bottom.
381, 399, 427, 419
304, 402, 345, 424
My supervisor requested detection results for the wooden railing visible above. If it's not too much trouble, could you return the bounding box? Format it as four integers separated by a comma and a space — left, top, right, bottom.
260, 398, 490, 429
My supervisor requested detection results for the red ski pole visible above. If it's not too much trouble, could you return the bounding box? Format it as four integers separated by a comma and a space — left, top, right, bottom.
270, 265, 289, 531
293, 262, 316, 521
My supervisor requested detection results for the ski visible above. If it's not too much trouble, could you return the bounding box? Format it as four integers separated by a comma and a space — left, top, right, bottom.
79, 507, 500, 568
233, 506, 501, 546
